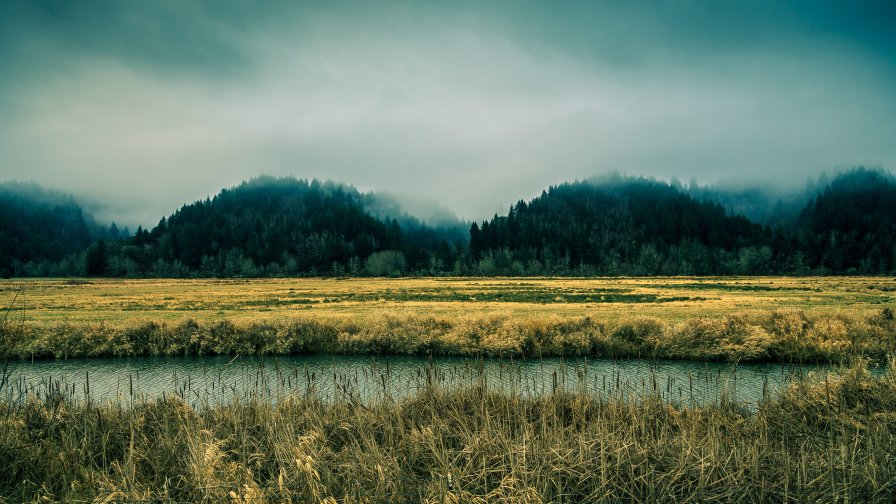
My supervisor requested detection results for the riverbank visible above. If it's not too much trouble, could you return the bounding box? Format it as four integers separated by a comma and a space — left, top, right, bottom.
2, 362, 894, 502
3, 308, 895, 362
3, 277, 894, 363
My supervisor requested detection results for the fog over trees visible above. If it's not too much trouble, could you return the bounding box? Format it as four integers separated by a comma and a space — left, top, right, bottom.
1, 168, 894, 277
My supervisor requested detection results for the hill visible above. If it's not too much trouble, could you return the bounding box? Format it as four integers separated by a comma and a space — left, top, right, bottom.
466, 168, 896, 275
0, 182, 95, 276
103, 177, 465, 277
794, 168, 896, 273
469, 176, 770, 275
2, 168, 894, 277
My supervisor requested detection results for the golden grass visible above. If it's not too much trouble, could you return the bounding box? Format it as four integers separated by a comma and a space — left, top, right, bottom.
1, 277, 893, 324
2, 361, 895, 502
1, 277, 895, 361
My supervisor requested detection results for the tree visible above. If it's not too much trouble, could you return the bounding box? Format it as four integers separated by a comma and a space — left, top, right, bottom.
85, 240, 108, 276
365, 250, 406, 277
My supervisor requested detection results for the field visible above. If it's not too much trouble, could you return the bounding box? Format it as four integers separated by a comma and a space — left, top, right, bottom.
1, 277, 895, 362
4, 276, 895, 323
3, 277, 896, 502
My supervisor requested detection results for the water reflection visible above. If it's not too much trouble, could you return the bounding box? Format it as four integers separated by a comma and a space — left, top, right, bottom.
3, 355, 845, 407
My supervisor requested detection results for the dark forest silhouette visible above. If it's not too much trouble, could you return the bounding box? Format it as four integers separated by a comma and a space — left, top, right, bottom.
2, 168, 894, 277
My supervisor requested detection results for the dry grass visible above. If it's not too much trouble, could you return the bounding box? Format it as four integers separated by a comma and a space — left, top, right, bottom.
2, 276, 894, 324
1, 361, 895, 503
2, 277, 895, 362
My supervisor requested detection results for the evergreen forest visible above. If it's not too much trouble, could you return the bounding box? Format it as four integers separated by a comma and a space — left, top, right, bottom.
2, 168, 894, 277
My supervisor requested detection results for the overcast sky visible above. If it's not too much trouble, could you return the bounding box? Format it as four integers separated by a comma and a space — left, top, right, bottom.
1, 0, 895, 227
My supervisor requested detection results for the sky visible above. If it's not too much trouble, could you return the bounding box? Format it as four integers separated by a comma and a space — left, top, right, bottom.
1, 0, 895, 228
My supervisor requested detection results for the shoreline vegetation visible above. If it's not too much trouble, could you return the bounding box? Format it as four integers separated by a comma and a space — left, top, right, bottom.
3, 277, 896, 501
3, 308, 896, 363
2, 361, 895, 502
2, 277, 895, 363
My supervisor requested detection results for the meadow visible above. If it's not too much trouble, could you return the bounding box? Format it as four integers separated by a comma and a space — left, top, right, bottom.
1, 277, 895, 362
3, 277, 896, 502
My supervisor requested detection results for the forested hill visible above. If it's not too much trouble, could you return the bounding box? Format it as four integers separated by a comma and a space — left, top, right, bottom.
795, 168, 896, 273
469, 169, 896, 275
0, 183, 96, 277
2, 168, 895, 277
470, 177, 770, 275
102, 177, 466, 277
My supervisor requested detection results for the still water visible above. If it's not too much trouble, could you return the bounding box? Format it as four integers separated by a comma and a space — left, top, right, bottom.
1, 355, 848, 407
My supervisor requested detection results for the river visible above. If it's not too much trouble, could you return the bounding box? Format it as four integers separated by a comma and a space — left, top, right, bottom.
2, 354, 855, 408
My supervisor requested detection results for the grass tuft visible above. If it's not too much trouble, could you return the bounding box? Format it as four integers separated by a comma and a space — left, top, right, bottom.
2, 361, 896, 502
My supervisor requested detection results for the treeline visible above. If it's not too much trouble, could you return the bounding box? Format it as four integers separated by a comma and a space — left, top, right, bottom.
84, 177, 467, 277
469, 168, 896, 275
0, 183, 127, 277
470, 176, 767, 275
795, 169, 896, 273
2, 168, 895, 277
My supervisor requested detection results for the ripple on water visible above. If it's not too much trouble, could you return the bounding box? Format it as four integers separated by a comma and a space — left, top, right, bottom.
3, 354, 848, 408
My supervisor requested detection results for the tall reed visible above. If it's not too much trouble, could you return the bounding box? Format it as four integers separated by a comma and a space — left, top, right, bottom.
4, 308, 895, 363
2, 361, 895, 502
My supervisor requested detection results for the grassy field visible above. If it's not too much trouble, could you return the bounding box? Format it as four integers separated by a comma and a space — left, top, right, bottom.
3, 276, 894, 323
1, 277, 895, 361
2, 361, 895, 503
3, 278, 896, 502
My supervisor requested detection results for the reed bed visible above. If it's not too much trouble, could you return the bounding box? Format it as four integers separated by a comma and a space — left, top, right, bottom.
5, 355, 818, 410
0, 360, 895, 503
3, 307, 895, 363
3, 277, 894, 363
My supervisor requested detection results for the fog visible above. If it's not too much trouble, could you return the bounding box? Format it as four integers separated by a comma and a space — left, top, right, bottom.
1, 0, 894, 227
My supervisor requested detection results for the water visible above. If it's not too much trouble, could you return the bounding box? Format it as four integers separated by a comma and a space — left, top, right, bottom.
1, 355, 846, 407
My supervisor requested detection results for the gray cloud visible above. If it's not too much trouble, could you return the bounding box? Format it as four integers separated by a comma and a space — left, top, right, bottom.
1, 0, 894, 227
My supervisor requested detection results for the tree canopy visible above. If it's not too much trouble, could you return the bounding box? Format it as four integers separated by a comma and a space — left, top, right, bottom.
3, 169, 895, 277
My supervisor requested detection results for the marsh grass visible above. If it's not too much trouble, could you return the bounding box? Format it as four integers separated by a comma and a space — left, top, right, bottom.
3, 308, 895, 363
4, 277, 894, 324
1, 277, 894, 363
1, 360, 895, 503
